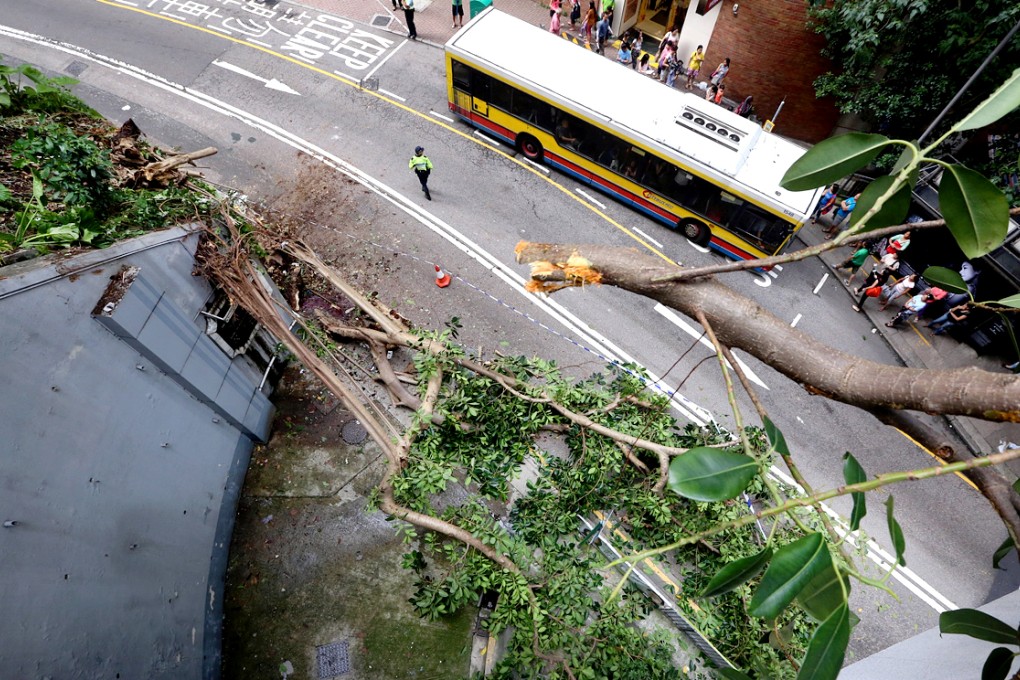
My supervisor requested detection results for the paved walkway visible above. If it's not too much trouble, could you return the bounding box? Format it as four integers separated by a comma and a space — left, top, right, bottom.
295, 0, 1020, 468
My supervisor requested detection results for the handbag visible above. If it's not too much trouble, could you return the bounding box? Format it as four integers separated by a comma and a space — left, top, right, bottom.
864, 286, 882, 298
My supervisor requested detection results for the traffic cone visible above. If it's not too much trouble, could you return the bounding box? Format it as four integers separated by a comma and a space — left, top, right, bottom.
434, 264, 451, 288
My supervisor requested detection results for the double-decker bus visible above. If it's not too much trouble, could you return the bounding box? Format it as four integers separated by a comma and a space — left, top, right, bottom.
445, 7, 822, 264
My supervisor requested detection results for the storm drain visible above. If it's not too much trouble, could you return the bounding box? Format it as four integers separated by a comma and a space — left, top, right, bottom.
316, 640, 351, 678
341, 420, 368, 444
65, 60, 88, 77
371, 14, 393, 27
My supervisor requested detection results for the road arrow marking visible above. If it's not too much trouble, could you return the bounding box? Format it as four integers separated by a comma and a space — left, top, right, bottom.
212, 59, 300, 95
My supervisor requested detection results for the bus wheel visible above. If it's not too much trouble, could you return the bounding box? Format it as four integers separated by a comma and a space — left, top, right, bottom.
680, 219, 712, 247
517, 134, 544, 161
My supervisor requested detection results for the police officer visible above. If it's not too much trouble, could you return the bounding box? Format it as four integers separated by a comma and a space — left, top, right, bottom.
409, 146, 433, 201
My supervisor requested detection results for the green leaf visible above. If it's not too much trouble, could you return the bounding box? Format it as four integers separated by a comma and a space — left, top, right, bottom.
764, 416, 790, 457
922, 266, 970, 295
955, 67, 1020, 132
992, 536, 1016, 570
796, 604, 850, 680
667, 448, 758, 502
749, 533, 832, 619
939, 609, 1019, 645
981, 647, 1016, 680
885, 496, 906, 566
995, 294, 1020, 309
849, 171, 915, 231
939, 164, 1010, 258
890, 144, 917, 174
842, 452, 867, 532
702, 548, 773, 597
797, 562, 849, 622
781, 133, 890, 192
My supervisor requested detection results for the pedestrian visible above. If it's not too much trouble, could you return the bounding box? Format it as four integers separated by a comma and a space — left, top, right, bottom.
713, 83, 726, 105
656, 40, 675, 80
569, 0, 581, 27
595, 11, 613, 54
886, 291, 932, 328
809, 184, 839, 224
879, 273, 917, 311
581, 1, 597, 43
852, 281, 886, 313
550, 8, 561, 34
685, 45, 705, 89
734, 95, 754, 118
886, 230, 912, 255
402, 0, 417, 39
452, 0, 464, 28
637, 52, 653, 75
824, 193, 859, 238
836, 244, 870, 287
658, 26, 678, 56
616, 41, 632, 65
705, 84, 718, 102
927, 302, 970, 335
854, 250, 899, 296
629, 31, 643, 70
709, 58, 730, 86
409, 145, 432, 201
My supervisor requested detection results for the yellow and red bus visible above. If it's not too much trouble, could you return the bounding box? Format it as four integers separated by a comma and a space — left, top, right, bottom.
445, 8, 821, 264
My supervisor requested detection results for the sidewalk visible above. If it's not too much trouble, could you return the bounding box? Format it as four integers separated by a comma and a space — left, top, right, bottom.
798, 219, 1020, 474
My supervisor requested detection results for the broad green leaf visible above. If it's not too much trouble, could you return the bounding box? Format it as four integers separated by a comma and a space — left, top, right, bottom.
849, 171, 915, 231
890, 144, 917, 174
981, 647, 1016, 680
939, 164, 1010, 258
781, 133, 890, 192
764, 417, 790, 457
992, 536, 1015, 570
955, 67, 1020, 132
702, 548, 773, 597
885, 496, 906, 566
797, 562, 849, 623
668, 448, 758, 502
749, 533, 831, 619
922, 266, 970, 295
940, 608, 1019, 645
996, 294, 1020, 309
797, 604, 850, 680
842, 452, 867, 532
718, 669, 754, 680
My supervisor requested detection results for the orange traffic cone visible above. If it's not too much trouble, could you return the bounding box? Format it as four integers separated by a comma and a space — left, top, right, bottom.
434, 264, 451, 288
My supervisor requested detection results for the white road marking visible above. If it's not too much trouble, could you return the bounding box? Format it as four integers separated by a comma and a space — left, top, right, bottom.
653, 304, 769, 390
767, 269, 778, 278
377, 88, 405, 101
522, 157, 550, 173
362, 35, 407, 82
429, 110, 454, 123
790, 313, 802, 328
575, 188, 606, 209
473, 130, 501, 146
688, 242, 710, 253
211, 59, 300, 95
774, 264, 784, 271
632, 227, 663, 249
813, 272, 829, 295
4, 25, 957, 616
753, 272, 772, 287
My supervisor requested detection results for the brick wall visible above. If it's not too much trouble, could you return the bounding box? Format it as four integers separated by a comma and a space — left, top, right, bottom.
702, 0, 837, 143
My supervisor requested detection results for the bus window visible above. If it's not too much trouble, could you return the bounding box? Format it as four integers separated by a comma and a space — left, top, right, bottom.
489, 78, 513, 112
555, 112, 598, 156
619, 146, 648, 183
512, 91, 553, 131
471, 70, 491, 102
451, 60, 471, 91
729, 204, 792, 253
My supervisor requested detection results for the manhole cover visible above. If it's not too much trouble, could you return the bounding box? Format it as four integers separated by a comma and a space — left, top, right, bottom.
371, 14, 393, 27
66, 60, 88, 77
316, 640, 350, 678
341, 420, 368, 444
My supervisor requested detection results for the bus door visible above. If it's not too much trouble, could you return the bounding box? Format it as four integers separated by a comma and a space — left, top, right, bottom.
451, 60, 489, 118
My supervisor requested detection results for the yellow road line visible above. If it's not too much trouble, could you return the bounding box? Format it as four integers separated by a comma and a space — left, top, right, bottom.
96, 0, 679, 266
894, 427, 979, 491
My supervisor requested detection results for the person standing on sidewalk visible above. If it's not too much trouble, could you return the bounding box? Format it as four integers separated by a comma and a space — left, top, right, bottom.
824, 193, 859, 238
886, 291, 932, 328
595, 12, 613, 54
685, 45, 705, 90
452, 0, 464, 28
927, 302, 971, 335
836, 244, 870, 287
854, 250, 898, 297
879, 273, 917, 311
402, 0, 417, 40
409, 146, 433, 201
809, 184, 839, 224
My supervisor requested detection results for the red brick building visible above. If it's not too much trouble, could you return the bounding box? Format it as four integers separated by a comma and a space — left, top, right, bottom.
622, 0, 839, 143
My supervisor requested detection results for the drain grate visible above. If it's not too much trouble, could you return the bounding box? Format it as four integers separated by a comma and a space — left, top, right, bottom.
371, 14, 393, 27
316, 640, 351, 678
341, 420, 368, 444
66, 60, 88, 77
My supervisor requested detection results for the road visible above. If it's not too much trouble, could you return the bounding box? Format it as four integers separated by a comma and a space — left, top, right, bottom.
2, 0, 1016, 666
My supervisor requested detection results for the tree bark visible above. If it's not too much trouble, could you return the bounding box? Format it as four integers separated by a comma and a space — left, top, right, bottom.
515, 242, 1020, 422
